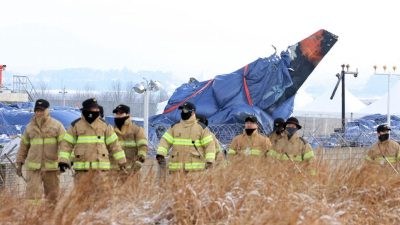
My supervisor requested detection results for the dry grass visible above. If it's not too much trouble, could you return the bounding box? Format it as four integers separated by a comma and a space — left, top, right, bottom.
1, 157, 400, 225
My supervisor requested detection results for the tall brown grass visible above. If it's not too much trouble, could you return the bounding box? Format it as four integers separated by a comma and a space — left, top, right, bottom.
1, 156, 400, 225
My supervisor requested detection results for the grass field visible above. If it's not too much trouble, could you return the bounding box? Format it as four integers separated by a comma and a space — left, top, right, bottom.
1, 150, 400, 225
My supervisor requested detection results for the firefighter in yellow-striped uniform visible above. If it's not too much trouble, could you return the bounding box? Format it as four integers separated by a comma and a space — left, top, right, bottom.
196, 114, 225, 164
267, 117, 315, 175
228, 116, 272, 157
58, 98, 126, 182
269, 118, 286, 149
365, 124, 400, 167
156, 102, 216, 172
16, 99, 65, 204
111, 104, 148, 172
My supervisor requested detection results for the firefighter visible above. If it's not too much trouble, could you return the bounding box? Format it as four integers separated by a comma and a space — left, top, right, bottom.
267, 117, 315, 174
365, 124, 400, 167
156, 102, 216, 172
196, 114, 225, 163
15, 99, 65, 204
111, 104, 148, 172
58, 98, 126, 182
269, 117, 286, 148
228, 116, 272, 157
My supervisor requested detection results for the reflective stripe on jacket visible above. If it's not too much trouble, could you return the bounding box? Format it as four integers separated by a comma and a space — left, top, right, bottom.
267, 132, 314, 162
157, 116, 216, 171
111, 117, 148, 169
365, 139, 400, 164
228, 130, 271, 157
58, 116, 126, 170
16, 112, 65, 171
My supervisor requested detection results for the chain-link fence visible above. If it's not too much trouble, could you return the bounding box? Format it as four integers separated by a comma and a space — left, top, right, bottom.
0, 116, 380, 197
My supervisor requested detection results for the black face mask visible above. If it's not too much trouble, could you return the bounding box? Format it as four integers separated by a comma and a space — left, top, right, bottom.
286, 127, 298, 139
181, 111, 192, 120
245, 128, 256, 136
274, 125, 285, 135
379, 133, 389, 142
114, 116, 129, 130
82, 110, 100, 124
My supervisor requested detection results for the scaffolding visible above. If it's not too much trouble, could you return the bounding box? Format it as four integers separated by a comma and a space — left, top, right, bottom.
12, 75, 38, 101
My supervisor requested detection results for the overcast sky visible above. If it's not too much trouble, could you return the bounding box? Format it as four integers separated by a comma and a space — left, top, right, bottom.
1, 0, 399, 96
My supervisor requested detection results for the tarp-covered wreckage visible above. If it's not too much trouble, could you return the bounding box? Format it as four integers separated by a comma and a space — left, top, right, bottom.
150, 29, 338, 144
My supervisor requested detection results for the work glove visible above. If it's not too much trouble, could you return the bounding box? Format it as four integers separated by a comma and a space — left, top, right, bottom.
156, 154, 166, 165
205, 162, 213, 169
138, 155, 145, 163
16, 163, 23, 177
58, 162, 70, 173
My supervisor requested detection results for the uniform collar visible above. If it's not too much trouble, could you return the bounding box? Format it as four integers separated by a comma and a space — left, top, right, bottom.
115, 116, 132, 134
378, 139, 390, 145
180, 116, 197, 127
286, 131, 300, 141
31, 110, 51, 128
242, 129, 259, 137
81, 115, 102, 127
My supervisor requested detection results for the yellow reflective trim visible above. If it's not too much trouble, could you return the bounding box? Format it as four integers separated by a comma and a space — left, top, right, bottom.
383, 156, 397, 163
22, 135, 30, 145
63, 133, 76, 144
168, 162, 183, 170
370, 156, 397, 164
365, 155, 373, 161
303, 150, 315, 160
205, 152, 216, 160
70, 152, 75, 160
137, 139, 148, 146
173, 138, 206, 147
157, 146, 168, 156
201, 135, 213, 145
45, 161, 58, 169
278, 153, 302, 161
267, 149, 277, 157
216, 144, 222, 152
30, 138, 57, 145
228, 149, 236, 155
73, 161, 111, 170
120, 140, 136, 147
105, 133, 118, 145
58, 133, 65, 142
76, 135, 105, 144
185, 162, 206, 170
168, 162, 206, 171
59, 151, 71, 159
26, 162, 41, 169
250, 149, 261, 156
173, 138, 194, 145
162, 132, 174, 144
113, 151, 126, 160
267, 150, 304, 161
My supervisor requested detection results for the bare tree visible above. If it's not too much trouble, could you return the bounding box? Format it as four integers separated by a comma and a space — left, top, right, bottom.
37, 80, 50, 99
111, 81, 123, 104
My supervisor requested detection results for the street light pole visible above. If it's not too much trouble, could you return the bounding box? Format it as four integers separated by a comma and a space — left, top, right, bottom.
374, 65, 400, 127
330, 64, 358, 133
143, 84, 150, 139
134, 79, 161, 138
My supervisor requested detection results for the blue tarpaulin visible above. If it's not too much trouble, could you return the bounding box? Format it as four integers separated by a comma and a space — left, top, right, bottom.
150, 29, 338, 136
0, 104, 80, 135
151, 53, 294, 133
